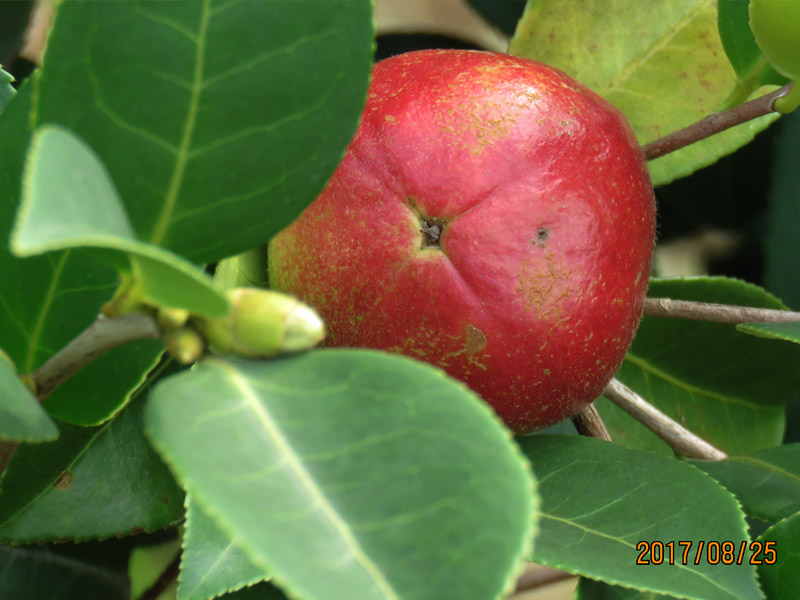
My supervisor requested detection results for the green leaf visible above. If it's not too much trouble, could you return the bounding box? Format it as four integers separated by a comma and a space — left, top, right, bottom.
0, 385, 184, 544
0, 67, 13, 113
147, 350, 536, 600
757, 512, 800, 599
598, 276, 797, 456
765, 110, 800, 309
690, 444, 800, 523
179, 494, 266, 600
34, 0, 373, 264
736, 321, 800, 344
518, 435, 761, 600
508, 0, 780, 185
13, 125, 228, 318
129, 538, 181, 600
0, 84, 166, 427
0, 539, 131, 600
214, 247, 269, 290
0, 348, 57, 442
718, 0, 787, 92
218, 582, 289, 600
576, 578, 678, 599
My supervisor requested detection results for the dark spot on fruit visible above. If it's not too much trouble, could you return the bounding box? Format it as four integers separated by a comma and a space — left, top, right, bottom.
420, 216, 448, 248
537, 227, 549, 241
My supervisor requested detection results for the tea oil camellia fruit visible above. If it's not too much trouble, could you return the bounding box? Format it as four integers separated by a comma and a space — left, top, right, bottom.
269, 50, 655, 433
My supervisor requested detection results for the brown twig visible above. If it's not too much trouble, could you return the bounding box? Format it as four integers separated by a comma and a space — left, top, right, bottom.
641, 83, 792, 161
571, 403, 612, 441
511, 563, 576, 595
31, 312, 160, 401
139, 552, 181, 600
603, 378, 727, 461
643, 298, 800, 324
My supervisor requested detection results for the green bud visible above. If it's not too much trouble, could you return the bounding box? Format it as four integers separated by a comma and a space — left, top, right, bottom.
163, 327, 206, 365
157, 307, 190, 331
750, 0, 800, 113
198, 288, 325, 358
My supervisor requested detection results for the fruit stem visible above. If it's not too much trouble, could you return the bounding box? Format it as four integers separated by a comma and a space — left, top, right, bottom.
643, 298, 800, 324
603, 378, 727, 461
641, 83, 793, 161
571, 403, 612, 441
30, 312, 160, 402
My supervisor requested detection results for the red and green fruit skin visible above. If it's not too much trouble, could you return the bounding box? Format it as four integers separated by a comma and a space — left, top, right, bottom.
269, 50, 655, 433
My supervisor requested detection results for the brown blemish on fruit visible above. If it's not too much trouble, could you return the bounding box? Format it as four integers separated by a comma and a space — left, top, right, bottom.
464, 324, 487, 354
53, 470, 73, 491
517, 254, 570, 311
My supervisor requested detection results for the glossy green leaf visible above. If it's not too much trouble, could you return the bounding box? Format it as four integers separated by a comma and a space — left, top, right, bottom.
12, 125, 228, 318
736, 321, 800, 343
757, 512, 800, 599
598, 277, 796, 456
576, 578, 677, 599
0, 67, 13, 112
0, 84, 165, 427
147, 350, 536, 600
691, 444, 800, 523
519, 435, 761, 600
0, 387, 184, 544
34, 0, 373, 264
179, 494, 266, 600
718, 0, 787, 98
0, 348, 57, 442
765, 110, 800, 309
0, 539, 131, 600
508, 0, 780, 185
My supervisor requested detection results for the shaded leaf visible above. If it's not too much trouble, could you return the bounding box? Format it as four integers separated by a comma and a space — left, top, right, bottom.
0, 348, 57, 442
0, 380, 184, 544
0, 1, 33, 66
130, 538, 181, 600
34, 0, 373, 264
598, 277, 796, 456
147, 350, 536, 600
13, 125, 228, 318
691, 444, 800, 523
218, 581, 289, 600
508, 0, 780, 185
765, 110, 800, 309
736, 321, 800, 344
0, 539, 131, 600
466, 0, 526, 36
576, 577, 678, 599
757, 512, 800, 600
0, 83, 164, 427
179, 494, 266, 600
518, 435, 761, 600
0, 67, 13, 112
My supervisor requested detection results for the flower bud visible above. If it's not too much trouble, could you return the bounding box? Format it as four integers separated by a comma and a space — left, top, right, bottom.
198, 288, 325, 358
163, 327, 206, 365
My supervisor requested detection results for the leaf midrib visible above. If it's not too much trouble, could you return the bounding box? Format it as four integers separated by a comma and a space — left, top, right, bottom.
148, 0, 210, 246
597, 0, 712, 97
219, 362, 401, 600
540, 513, 743, 600
623, 352, 765, 410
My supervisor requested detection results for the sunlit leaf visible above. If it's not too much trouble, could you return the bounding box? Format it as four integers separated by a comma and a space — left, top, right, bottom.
509, 0, 780, 185
0, 348, 57, 442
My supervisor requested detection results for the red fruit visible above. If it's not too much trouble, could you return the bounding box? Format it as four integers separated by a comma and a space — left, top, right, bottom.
269, 50, 655, 433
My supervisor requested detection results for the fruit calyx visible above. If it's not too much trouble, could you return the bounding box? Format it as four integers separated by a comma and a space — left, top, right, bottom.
408, 197, 449, 250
